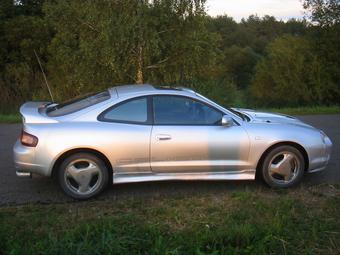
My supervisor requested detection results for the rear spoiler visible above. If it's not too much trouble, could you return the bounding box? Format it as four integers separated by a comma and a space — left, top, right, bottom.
20, 102, 58, 124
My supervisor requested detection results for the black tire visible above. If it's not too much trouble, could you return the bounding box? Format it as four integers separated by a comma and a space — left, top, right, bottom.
58, 152, 109, 200
261, 145, 305, 188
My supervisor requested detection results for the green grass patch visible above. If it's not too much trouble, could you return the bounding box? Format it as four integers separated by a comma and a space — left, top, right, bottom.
261, 105, 340, 115
0, 186, 339, 254
0, 114, 21, 123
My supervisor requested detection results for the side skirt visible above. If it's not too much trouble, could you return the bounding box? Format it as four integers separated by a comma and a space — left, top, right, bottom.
113, 170, 256, 184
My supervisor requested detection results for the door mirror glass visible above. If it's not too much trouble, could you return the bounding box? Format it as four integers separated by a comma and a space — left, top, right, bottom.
221, 115, 233, 127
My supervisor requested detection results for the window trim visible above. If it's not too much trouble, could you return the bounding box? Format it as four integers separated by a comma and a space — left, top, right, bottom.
97, 96, 152, 125
151, 94, 227, 126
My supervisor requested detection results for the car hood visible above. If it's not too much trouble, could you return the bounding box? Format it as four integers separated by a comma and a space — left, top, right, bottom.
232, 108, 313, 128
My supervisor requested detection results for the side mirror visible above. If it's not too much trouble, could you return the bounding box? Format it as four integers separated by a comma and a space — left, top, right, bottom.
221, 115, 233, 127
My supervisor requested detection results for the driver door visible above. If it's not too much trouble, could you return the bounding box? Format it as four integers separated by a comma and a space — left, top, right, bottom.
150, 95, 250, 173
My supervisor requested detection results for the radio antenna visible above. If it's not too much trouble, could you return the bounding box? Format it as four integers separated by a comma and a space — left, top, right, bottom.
34, 49, 54, 102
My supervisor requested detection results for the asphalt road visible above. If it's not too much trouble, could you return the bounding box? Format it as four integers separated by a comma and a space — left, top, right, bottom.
0, 115, 339, 206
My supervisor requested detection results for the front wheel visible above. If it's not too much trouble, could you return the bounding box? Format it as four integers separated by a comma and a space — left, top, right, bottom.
58, 153, 109, 199
261, 145, 305, 188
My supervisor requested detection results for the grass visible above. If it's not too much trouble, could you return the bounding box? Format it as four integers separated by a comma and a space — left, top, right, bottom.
0, 114, 21, 123
261, 105, 340, 115
0, 185, 339, 254
0, 106, 339, 123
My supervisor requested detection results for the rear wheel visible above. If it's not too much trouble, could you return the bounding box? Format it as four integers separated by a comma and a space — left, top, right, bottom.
261, 145, 305, 188
58, 153, 109, 199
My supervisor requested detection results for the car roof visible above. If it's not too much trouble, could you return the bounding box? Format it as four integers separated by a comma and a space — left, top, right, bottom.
108, 84, 196, 98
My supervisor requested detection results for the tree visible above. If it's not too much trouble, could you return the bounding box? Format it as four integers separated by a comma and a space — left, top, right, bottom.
303, 0, 340, 105
250, 35, 335, 107
44, 0, 217, 100
303, 0, 340, 26
220, 46, 260, 89
0, 0, 337, 112
239, 15, 286, 54
0, 0, 51, 112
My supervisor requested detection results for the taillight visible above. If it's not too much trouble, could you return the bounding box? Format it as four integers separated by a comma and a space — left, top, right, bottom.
21, 130, 38, 147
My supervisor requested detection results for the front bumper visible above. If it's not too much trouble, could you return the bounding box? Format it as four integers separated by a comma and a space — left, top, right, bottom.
308, 135, 332, 173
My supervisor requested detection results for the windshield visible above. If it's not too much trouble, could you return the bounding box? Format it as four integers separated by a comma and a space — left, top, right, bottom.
46, 91, 110, 117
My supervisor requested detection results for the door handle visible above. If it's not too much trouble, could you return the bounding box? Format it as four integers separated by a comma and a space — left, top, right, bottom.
156, 134, 172, 141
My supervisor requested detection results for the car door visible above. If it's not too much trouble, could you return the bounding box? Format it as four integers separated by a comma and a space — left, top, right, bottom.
150, 95, 250, 173
98, 96, 152, 174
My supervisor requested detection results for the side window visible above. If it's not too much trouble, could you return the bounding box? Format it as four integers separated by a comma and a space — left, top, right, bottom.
153, 96, 223, 125
100, 97, 148, 123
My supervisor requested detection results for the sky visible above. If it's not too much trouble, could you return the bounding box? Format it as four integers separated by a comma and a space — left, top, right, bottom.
206, 0, 305, 22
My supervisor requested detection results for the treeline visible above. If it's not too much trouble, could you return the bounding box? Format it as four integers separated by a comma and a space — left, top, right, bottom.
0, 0, 339, 113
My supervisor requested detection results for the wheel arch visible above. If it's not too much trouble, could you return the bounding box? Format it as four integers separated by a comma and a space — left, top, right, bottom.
51, 148, 113, 180
256, 141, 309, 178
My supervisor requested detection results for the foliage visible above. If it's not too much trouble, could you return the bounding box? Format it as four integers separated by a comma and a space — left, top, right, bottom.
221, 46, 260, 89
303, 0, 340, 26
250, 35, 338, 107
0, 0, 339, 111
302, 0, 340, 106
0, 0, 51, 113
43, 0, 217, 100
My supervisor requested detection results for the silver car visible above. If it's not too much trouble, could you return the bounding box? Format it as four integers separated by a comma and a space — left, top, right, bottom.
13, 84, 332, 199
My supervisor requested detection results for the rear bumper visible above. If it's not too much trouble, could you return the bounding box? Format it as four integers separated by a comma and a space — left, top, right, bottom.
13, 140, 50, 177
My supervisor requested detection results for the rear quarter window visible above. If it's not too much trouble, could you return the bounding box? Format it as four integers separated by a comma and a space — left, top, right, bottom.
47, 91, 110, 117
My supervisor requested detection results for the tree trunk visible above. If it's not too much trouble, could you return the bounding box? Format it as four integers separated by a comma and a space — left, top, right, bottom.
136, 46, 144, 84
